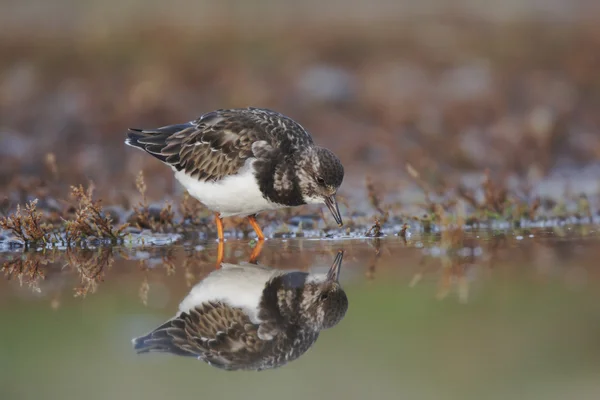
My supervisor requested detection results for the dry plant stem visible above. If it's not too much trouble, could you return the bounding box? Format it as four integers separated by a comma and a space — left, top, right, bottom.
398, 223, 409, 239
180, 191, 205, 226
132, 171, 151, 229
366, 217, 383, 237
366, 237, 381, 280
366, 176, 385, 215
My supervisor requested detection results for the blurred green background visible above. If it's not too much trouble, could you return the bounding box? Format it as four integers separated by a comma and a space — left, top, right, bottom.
2, 266, 600, 400
2, 238, 600, 400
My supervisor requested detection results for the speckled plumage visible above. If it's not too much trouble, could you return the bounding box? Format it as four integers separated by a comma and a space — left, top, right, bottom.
125, 107, 344, 225
132, 252, 348, 371
126, 108, 314, 182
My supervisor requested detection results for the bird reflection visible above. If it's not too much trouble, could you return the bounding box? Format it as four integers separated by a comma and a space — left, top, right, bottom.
132, 251, 348, 371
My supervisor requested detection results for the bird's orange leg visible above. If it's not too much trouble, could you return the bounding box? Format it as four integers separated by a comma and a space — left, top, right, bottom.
248, 240, 264, 264
215, 213, 224, 268
247, 215, 265, 241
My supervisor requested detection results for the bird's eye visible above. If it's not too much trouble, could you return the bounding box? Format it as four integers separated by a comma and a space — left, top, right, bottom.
319, 293, 329, 301
316, 177, 325, 185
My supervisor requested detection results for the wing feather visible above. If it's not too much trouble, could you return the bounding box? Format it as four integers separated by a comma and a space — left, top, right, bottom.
125, 107, 314, 182
132, 301, 273, 369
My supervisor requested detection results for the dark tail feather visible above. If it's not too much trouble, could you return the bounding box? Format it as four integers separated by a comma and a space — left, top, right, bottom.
132, 318, 196, 358
124, 128, 150, 149
124, 122, 194, 163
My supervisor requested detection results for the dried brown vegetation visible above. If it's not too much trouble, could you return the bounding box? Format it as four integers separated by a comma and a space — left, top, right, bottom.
365, 217, 384, 238
179, 191, 208, 227
2, 254, 48, 292
0, 199, 52, 246
2, 14, 600, 246
2, 222, 600, 307
68, 247, 116, 297
0, 185, 132, 247
401, 163, 560, 230
64, 185, 129, 244
131, 172, 175, 232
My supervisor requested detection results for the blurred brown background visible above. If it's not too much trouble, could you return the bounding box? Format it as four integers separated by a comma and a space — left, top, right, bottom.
3, 4, 600, 398
2, 0, 600, 207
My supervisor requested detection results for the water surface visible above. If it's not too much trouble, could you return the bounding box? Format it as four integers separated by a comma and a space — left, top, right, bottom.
2, 230, 600, 400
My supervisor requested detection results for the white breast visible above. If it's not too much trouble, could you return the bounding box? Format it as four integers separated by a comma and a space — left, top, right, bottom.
173, 159, 285, 217
178, 264, 278, 324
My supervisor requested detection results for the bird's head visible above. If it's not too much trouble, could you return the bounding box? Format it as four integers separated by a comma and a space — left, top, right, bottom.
300, 251, 348, 330
296, 146, 344, 226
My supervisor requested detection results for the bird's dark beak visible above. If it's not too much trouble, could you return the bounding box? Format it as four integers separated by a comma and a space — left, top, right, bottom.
327, 250, 344, 282
324, 195, 343, 227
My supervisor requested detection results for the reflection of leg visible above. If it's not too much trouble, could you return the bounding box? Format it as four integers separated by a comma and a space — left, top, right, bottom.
215, 213, 224, 241
215, 213, 224, 268
216, 240, 224, 268
249, 240, 264, 264
247, 215, 265, 241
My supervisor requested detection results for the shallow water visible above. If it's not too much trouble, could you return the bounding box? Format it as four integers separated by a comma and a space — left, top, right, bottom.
2, 228, 600, 400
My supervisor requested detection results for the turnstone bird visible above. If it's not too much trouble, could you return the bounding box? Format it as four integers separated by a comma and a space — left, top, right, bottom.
125, 107, 344, 248
132, 250, 348, 371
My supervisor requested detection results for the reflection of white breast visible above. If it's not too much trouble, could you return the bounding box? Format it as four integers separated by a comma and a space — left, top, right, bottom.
178, 263, 278, 324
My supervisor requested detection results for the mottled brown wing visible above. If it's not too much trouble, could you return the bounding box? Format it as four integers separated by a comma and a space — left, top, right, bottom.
133, 301, 270, 369
126, 107, 314, 182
